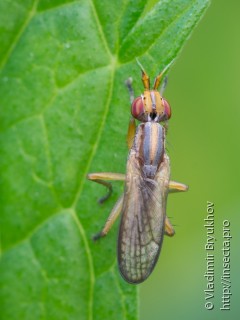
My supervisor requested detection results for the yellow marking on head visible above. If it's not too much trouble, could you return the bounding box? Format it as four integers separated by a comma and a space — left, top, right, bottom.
143, 90, 164, 115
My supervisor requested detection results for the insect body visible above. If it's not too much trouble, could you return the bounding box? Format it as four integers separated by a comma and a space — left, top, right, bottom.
88, 62, 188, 284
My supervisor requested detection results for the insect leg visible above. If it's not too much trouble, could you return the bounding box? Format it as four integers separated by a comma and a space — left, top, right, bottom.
125, 77, 135, 104
163, 120, 169, 134
127, 117, 136, 149
93, 194, 124, 240
165, 181, 188, 236
165, 216, 175, 237
87, 173, 125, 181
125, 77, 137, 149
169, 180, 188, 193
160, 76, 168, 95
87, 173, 125, 203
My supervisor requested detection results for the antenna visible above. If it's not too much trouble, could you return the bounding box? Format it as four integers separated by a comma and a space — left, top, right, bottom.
136, 58, 150, 89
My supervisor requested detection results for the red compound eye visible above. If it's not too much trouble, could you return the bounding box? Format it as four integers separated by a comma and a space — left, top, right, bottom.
131, 96, 144, 120
162, 98, 171, 120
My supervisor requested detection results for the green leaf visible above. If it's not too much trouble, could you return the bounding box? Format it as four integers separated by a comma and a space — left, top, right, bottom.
0, 0, 209, 319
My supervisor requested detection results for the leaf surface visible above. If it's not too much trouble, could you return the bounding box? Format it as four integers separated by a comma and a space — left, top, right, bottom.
0, 0, 209, 319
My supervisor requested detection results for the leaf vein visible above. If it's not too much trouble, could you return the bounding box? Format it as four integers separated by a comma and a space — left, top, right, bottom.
90, 0, 112, 58
110, 264, 127, 319
29, 240, 48, 320
0, 0, 39, 71
121, 0, 201, 62
39, 115, 62, 206
71, 66, 115, 207
70, 210, 95, 320
36, 0, 80, 14
1, 211, 66, 254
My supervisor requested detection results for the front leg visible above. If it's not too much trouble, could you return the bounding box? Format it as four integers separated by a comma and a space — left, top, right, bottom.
87, 173, 188, 202
125, 77, 137, 149
87, 172, 125, 203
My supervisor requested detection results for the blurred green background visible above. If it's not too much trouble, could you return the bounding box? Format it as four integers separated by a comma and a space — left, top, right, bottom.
140, 0, 239, 319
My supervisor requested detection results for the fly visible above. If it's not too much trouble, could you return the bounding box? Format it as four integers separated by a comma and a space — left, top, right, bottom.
87, 61, 188, 284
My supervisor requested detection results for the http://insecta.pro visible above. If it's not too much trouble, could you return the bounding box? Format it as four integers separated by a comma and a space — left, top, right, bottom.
87, 61, 188, 284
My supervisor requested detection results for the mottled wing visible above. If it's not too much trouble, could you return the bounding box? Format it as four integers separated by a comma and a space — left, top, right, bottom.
118, 151, 170, 284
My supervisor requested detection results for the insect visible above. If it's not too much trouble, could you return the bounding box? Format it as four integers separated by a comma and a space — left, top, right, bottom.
87, 61, 188, 284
